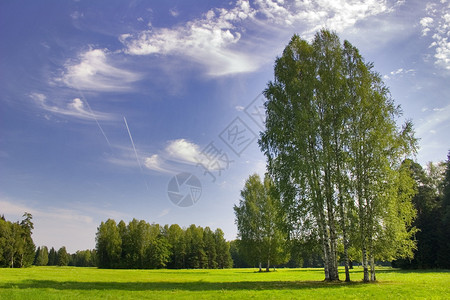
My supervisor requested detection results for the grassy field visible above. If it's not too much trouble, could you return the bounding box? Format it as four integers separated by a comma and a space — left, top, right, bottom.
0, 266, 449, 299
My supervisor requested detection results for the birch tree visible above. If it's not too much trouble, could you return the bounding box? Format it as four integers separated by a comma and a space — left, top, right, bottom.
259, 30, 417, 282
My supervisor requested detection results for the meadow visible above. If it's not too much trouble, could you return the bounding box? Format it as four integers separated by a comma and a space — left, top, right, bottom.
0, 266, 449, 299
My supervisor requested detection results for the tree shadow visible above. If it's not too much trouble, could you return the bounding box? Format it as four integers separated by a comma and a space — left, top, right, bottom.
1, 280, 368, 292
374, 268, 450, 274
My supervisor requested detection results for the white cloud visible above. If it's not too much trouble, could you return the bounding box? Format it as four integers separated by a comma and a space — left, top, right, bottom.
55, 48, 142, 91
30, 93, 115, 121
106, 139, 202, 173
120, 0, 394, 77
143, 154, 173, 173
165, 139, 201, 164
422, 1, 450, 70
420, 16, 433, 35
384, 68, 416, 79
235, 105, 245, 111
121, 0, 257, 76
255, 0, 390, 34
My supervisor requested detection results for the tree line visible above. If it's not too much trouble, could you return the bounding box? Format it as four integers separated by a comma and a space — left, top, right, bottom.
96, 219, 233, 269
33, 245, 97, 267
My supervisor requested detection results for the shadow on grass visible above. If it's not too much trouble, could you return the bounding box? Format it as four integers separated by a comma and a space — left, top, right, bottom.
1, 280, 370, 292
373, 268, 450, 274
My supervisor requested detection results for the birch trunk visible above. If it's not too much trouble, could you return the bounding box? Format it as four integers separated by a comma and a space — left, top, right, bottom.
362, 245, 369, 282
370, 255, 376, 281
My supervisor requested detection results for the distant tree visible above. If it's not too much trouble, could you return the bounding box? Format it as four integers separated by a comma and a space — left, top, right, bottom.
234, 174, 289, 271
165, 224, 185, 269
229, 240, 250, 268
71, 249, 97, 267
185, 225, 207, 269
392, 159, 447, 269
96, 219, 122, 268
438, 152, 450, 268
203, 227, 218, 269
34, 246, 49, 266
214, 229, 233, 269
145, 235, 171, 269
48, 247, 57, 266
57, 246, 69, 266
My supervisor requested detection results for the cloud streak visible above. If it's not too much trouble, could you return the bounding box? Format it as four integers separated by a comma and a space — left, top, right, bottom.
124, 117, 149, 189
416, 104, 450, 137
30, 93, 115, 121
55, 48, 142, 91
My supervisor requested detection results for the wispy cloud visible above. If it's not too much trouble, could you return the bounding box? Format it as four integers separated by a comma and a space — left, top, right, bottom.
55, 48, 142, 91
169, 8, 179, 17
158, 208, 170, 218
421, 1, 450, 70
30, 93, 115, 121
416, 104, 450, 137
119, 0, 395, 77
383, 68, 416, 79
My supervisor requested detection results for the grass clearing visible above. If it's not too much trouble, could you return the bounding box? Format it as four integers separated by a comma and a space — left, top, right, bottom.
0, 267, 449, 299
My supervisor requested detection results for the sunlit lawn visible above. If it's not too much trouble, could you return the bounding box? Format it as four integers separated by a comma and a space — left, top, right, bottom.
0, 266, 449, 299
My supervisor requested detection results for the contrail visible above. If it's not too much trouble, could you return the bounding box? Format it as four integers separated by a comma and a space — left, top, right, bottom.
76, 86, 112, 148
124, 116, 149, 190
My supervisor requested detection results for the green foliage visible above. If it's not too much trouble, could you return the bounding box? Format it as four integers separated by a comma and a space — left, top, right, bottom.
234, 174, 290, 271
96, 219, 122, 268
95, 219, 231, 269
214, 229, 233, 269
47, 247, 57, 266
34, 246, 49, 266
439, 151, 450, 268
392, 156, 450, 269
259, 30, 417, 281
57, 246, 70, 266
0, 213, 35, 268
70, 249, 97, 267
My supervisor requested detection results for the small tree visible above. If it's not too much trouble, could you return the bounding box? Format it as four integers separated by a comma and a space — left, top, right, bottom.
34, 246, 49, 266
234, 174, 289, 271
57, 246, 69, 266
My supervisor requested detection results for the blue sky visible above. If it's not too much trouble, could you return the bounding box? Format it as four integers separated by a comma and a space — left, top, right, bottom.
1, 0, 449, 252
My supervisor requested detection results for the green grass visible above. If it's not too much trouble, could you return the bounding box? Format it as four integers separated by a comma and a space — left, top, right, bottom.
0, 266, 449, 299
